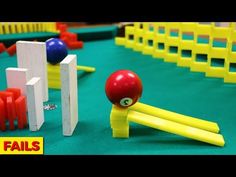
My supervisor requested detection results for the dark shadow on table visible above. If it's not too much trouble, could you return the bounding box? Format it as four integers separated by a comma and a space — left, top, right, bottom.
78, 72, 94, 80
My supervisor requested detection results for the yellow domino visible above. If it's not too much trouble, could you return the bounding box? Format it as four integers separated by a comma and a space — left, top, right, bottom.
128, 110, 225, 147
115, 37, 126, 46
47, 64, 60, 89
10, 23, 16, 33
4, 23, 10, 34
48, 73, 60, 80
130, 102, 220, 133
125, 26, 135, 49
112, 128, 129, 138
16, 23, 22, 33
0, 23, 3, 34
110, 105, 129, 138
224, 30, 236, 83
48, 80, 60, 89
22, 23, 28, 33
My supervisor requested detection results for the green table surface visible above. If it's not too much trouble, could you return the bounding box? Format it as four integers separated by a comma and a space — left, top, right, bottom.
0, 32, 58, 40
0, 32, 59, 47
0, 38, 236, 155
69, 25, 118, 41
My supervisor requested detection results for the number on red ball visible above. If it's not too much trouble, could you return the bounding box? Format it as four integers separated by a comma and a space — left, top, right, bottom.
105, 70, 143, 108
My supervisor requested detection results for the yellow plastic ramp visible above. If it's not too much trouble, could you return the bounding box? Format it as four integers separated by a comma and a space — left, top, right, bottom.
127, 110, 225, 147
130, 102, 219, 133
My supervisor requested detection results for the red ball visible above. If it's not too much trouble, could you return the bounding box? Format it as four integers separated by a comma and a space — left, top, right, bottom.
105, 70, 143, 108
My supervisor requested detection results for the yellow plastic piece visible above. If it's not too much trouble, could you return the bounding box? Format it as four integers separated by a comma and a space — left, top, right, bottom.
33, 23, 37, 32
16, 23, 22, 33
0, 23, 3, 34
125, 26, 135, 49
48, 80, 61, 89
224, 30, 236, 83
153, 23, 167, 59
127, 110, 225, 147
77, 65, 96, 72
133, 22, 144, 52
142, 23, 155, 55
10, 23, 16, 34
206, 26, 231, 78
41, 23, 46, 32
115, 37, 126, 46
190, 24, 212, 72
28, 23, 33, 32
47, 63, 61, 89
164, 23, 181, 63
4, 23, 10, 34
38, 23, 42, 32
110, 105, 129, 138
129, 102, 219, 133
22, 23, 28, 33
177, 23, 197, 67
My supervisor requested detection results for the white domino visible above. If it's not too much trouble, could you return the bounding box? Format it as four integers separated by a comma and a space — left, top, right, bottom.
26, 77, 44, 131
60, 55, 78, 136
16, 41, 48, 102
6, 67, 30, 96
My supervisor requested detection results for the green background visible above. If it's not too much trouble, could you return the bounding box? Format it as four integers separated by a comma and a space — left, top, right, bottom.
0, 38, 236, 155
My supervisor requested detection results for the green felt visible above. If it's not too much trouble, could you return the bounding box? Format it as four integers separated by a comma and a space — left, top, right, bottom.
182, 34, 194, 40
196, 54, 208, 62
158, 28, 165, 34
197, 37, 209, 44
230, 63, 236, 72
0, 32, 59, 47
1, 39, 236, 155
232, 44, 236, 52
68, 25, 118, 41
213, 41, 227, 48
0, 32, 58, 40
211, 58, 225, 67
170, 31, 179, 37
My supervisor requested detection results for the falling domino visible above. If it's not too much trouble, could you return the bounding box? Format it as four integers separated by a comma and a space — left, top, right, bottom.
6, 68, 30, 97
16, 41, 48, 102
26, 77, 44, 131
60, 55, 78, 136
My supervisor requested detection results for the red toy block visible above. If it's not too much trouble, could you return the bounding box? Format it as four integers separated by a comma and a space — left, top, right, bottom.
68, 33, 77, 41
15, 96, 27, 129
67, 41, 83, 49
6, 43, 16, 56
0, 43, 6, 53
6, 88, 21, 100
60, 37, 70, 46
0, 98, 6, 131
60, 32, 71, 38
0, 91, 14, 103
6, 96, 16, 130
58, 24, 68, 33
0, 91, 14, 119
56, 22, 62, 30
61, 32, 77, 41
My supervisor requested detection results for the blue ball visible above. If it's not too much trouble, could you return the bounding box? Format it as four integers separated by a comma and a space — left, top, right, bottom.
46, 38, 68, 65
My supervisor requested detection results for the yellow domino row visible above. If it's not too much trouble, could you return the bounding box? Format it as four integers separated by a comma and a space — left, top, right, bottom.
115, 22, 236, 83
0, 22, 59, 34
